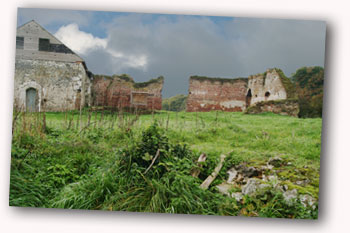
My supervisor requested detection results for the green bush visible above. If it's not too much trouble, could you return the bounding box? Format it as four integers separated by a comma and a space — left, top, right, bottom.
292, 66, 324, 118
162, 95, 187, 112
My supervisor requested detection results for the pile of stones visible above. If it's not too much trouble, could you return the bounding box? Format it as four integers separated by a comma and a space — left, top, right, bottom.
215, 156, 317, 209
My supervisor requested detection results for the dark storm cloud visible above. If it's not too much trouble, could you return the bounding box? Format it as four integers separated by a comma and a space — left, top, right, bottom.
83, 14, 325, 97
20, 8, 325, 97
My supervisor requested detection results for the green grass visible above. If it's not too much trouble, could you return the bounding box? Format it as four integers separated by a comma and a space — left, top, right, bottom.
9, 110, 321, 218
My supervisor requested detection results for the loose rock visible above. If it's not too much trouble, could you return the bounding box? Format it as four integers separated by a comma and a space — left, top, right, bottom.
216, 182, 243, 202
242, 166, 259, 178
242, 179, 260, 196
283, 189, 298, 206
299, 194, 316, 209
227, 167, 238, 183
231, 192, 243, 202
216, 182, 233, 196
242, 178, 270, 196
268, 156, 284, 167
295, 179, 310, 186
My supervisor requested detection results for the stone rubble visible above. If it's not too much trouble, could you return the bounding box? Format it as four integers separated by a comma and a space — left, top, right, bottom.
283, 189, 298, 206
213, 156, 317, 211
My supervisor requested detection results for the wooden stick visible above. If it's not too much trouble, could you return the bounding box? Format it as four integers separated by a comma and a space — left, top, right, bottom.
200, 153, 228, 190
144, 149, 160, 174
191, 153, 207, 178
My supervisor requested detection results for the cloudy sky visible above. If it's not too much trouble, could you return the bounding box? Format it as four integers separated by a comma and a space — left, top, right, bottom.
17, 8, 326, 97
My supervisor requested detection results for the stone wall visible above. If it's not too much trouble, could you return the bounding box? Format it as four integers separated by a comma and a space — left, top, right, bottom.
186, 69, 295, 114
247, 69, 288, 106
245, 99, 300, 117
91, 75, 164, 111
186, 76, 248, 112
14, 59, 90, 112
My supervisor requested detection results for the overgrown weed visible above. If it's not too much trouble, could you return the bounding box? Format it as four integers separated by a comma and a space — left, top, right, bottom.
9, 110, 321, 218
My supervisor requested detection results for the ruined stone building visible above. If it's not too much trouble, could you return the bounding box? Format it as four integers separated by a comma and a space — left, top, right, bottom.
187, 68, 298, 116
14, 21, 164, 113
14, 20, 294, 115
91, 74, 164, 111
14, 20, 91, 112
246, 68, 290, 106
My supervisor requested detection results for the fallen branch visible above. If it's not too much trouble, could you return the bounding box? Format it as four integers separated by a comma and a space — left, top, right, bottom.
191, 153, 207, 178
144, 149, 160, 174
200, 152, 230, 190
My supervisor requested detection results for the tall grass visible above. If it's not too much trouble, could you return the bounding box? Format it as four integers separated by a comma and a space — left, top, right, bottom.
9, 110, 321, 218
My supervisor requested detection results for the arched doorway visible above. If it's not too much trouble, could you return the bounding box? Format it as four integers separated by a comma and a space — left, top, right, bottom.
265, 91, 270, 101
26, 88, 38, 112
246, 89, 252, 107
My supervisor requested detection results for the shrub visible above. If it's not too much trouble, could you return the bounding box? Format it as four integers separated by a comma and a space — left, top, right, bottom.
162, 95, 187, 112
292, 67, 324, 118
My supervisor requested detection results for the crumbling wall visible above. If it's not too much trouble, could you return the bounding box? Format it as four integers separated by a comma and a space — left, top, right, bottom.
247, 69, 288, 106
186, 76, 248, 112
91, 75, 164, 111
245, 99, 299, 117
14, 59, 90, 111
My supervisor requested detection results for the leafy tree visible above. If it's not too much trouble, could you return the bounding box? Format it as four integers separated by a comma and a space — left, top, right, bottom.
292, 66, 324, 118
162, 95, 187, 112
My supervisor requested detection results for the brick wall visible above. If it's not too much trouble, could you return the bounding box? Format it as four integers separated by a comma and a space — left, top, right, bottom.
186, 76, 248, 112
91, 75, 164, 111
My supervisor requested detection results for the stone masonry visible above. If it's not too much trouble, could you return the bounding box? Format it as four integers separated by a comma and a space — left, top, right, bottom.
247, 69, 288, 106
186, 76, 248, 112
14, 20, 91, 112
92, 75, 164, 111
14, 20, 296, 115
187, 69, 296, 115
14, 59, 90, 111
245, 99, 300, 117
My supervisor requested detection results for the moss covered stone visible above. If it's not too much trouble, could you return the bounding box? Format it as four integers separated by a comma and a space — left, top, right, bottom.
274, 68, 297, 99
93, 74, 164, 88
190, 75, 248, 84
133, 76, 164, 88
245, 99, 299, 117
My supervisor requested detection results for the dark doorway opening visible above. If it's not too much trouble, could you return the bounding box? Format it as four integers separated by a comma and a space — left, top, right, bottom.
265, 91, 270, 101
246, 89, 252, 107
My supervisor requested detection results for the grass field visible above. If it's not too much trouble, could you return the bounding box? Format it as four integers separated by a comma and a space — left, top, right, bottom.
9, 110, 322, 218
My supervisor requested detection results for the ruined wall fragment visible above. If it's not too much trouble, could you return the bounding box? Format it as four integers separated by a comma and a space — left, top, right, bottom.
245, 99, 299, 117
245, 68, 299, 116
91, 75, 164, 111
186, 76, 248, 112
247, 69, 289, 106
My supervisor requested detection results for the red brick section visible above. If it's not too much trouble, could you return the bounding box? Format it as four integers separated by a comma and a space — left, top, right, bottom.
186, 76, 248, 112
92, 75, 163, 111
